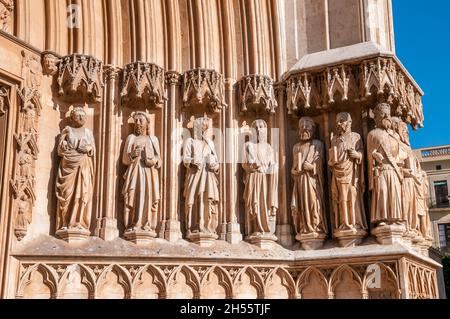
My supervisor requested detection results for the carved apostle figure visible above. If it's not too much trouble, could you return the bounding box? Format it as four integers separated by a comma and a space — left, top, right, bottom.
122, 112, 161, 240
291, 117, 327, 249
367, 103, 406, 243
242, 119, 278, 244
183, 115, 220, 244
55, 107, 95, 241
328, 112, 367, 246
391, 117, 421, 239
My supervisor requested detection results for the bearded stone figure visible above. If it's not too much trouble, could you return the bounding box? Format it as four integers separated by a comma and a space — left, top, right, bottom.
55, 107, 95, 242
291, 117, 327, 250
122, 112, 161, 243
328, 112, 367, 247
242, 119, 278, 248
367, 103, 406, 244
183, 115, 220, 246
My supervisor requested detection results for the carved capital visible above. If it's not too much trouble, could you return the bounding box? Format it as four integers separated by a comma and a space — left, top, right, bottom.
238, 75, 278, 114
120, 62, 166, 108
165, 71, 181, 86
56, 54, 104, 103
182, 68, 227, 113
0, 0, 13, 33
104, 65, 121, 82
42, 51, 61, 76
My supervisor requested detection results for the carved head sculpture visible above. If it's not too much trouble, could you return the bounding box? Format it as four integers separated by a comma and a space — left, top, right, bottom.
251, 119, 268, 143
335, 112, 352, 136
132, 111, 151, 136
70, 107, 87, 128
373, 103, 392, 130
42, 52, 60, 76
298, 117, 315, 141
391, 117, 410, 146
192, 115, 213, 140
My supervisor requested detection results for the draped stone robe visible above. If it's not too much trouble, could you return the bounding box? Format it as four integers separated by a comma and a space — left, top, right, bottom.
367, 128, 404, 224
330, 132, 367, 231
398, 141, 420, 233
183, 137, 220, 234
291, 139, 328, 235
56, 126, 95, 230
242, 141, 278, 237
122, 134, 161, 232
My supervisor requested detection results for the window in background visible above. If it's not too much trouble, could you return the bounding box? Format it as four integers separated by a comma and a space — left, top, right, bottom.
434, 180, 449, 207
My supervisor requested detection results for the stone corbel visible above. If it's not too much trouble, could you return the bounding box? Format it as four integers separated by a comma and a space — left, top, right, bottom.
42, 51, 61, 77
120, 62, 166, 109
182, 68, 227, 113
56, 54, 104, 103
237, 75, 278, 114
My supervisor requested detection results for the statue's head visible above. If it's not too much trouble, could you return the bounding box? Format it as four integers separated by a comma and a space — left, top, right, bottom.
391, 117, 410, 145
298, 117, 315, 141
193, 115, 213, 140
373, 103, 391, 130
132, 111, 150, 136
251, 119, 268, 143
42, 52, 59, 76
335, 112, 352, 135
70, 107, 87, 128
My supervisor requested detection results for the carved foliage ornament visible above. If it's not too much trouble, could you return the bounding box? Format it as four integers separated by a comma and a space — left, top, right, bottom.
57, 54, 104, 103
238, 75, 278, 114
0, 86, 9, 115
12, 51, 43, 240
0, 0, 13, 33
286, 57, 424, 129
182, 68, 227, 113
121, 62, 166, 108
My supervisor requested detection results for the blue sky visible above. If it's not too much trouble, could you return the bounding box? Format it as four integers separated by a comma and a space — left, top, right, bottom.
393, 0, 450, 149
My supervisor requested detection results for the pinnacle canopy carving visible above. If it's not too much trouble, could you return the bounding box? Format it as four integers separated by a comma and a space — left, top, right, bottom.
182, 68, 227, 113
56, 54, 104, 103
120, 62, 166, 108
238, 75, 278, 114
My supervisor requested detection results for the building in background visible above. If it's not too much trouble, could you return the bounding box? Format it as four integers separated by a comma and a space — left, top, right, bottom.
414, 145, 450, 253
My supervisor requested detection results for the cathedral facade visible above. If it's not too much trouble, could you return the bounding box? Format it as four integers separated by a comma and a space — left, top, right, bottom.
0, 0, 441, 299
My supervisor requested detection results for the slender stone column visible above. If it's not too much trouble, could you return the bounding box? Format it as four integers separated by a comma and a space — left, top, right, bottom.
224, 78, 242, 244
95, 65, 120, 241
163, 71, 183, 242
274, 83, 294, 246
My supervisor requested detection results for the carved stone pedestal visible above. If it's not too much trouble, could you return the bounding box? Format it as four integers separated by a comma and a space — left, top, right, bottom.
124, 229, 157, 245
226, 222, 243, 244
164, 220, 182, 242
56, 228, 90, 244
187, 232, 218, 247
297, 232, 327, 250
372, 224, 406, 245
247, 233, 278, 250
334, 229, 367, 247
276, 224, 294, 246
96, 217, 119, 241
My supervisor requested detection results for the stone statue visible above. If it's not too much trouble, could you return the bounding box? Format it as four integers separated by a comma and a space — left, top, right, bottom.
242, 119, 278, 248
367, 103, 405, 244
55, 107, 95, 242
291, 117, 327, 249
328, 112, 367, 247
183, 115, 220, 246
122, 111, 161, 242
